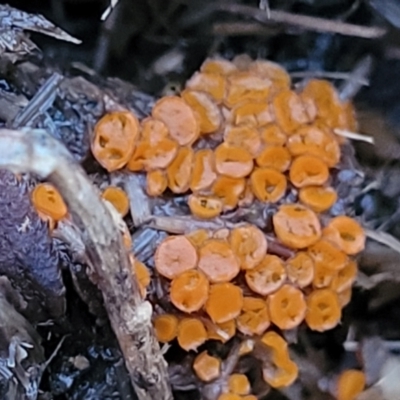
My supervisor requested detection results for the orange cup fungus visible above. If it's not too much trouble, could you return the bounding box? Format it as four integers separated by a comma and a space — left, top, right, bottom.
89, 56, 366, 394
31, 183, 68, 222
101, 186, 130, 217
335, 369, 366, 400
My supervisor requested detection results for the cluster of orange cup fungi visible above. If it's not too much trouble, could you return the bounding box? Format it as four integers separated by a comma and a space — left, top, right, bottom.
30, 56, 366, 394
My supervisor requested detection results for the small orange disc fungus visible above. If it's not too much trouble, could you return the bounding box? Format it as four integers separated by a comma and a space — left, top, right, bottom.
193, 351, 221, 382
260, 124, 287, 146
170, 269, 209, 313
273, 204, 321, 249
154, 235, 198, 279
224, 125, 262, 157
308, 240, 348, 271
323, 216, 366, 255
146, 170, 168, 196
230, 225, 267, 270
228, 374, 251, 395
299, 186, 337, 212
140, 117, 169, 145
312, 263, 337, 289
212, 176, 246, 210
153, 314, 179, 343
245, 255, 286, 296
250, 168, 287, 203
91, 111, 139, 172
186, 72, 226, 102
152, 96, 200, 145
190, 149, 217, 192
261, 331, 290, 363
217, 394, 241, 400
242, 396, 258, 400
305, 288, 341, 331
200, 58, 237, 75
262, 358, 299, 388
286, 252, 314, 288
287, 124, 340, 168
337, 287, 352, 308
267, 284, 306, 330
205, 283, 243, 323
127, 138, 179, 171
289, 155, 329, 188
330, 260, 357, 293
131, 257, 151, 297
272, 90, 309, 133
231, 101, 273, 127
206, 319, 236, 343
177, 318, 207, 351
167, 147, 194, 193
31, 183, 68, 221
336, 369, 366, 400
249, 60, 291, 91
188, 195, 223, 219
101, 186, 130, 217
181, 89, 222, 134
198, 240, 240, 283
215, 143, 254, 178
256, 146, 291, 172
186, 229, 210, 248
236, 297, 270, 336
225, 72, 271, 108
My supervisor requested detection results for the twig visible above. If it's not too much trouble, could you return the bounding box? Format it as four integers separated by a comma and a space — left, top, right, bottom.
212, 22, 277, 36
0, 128, 172, 400
220, 4, 387, 38
101, 0, 119, 21
365, 229, 400, 255
290, 70, 369, 86
334, 129, 375, 144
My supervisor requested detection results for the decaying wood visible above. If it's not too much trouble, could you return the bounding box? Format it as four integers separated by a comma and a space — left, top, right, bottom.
0, 128, 172, 400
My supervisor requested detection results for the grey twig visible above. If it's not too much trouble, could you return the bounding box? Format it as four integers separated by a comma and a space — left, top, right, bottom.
0, 128, 172, 400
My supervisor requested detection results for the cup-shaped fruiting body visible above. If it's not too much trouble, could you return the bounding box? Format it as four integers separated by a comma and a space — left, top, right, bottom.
193, 351, 221, 382
190, 149, 217, 192
205, 283, 243, 323
330, 260, 357, 293
140, 117, 169, 144
131, 257, 151, 297
215, 143, 254, 178
305, 288, 341, 331
91, 111, 139, 172
170, 270, 209, 313
212, 176, 246, 211
146, 169, 168, 196
299, 186, 337, 212
224, 125, 262, 157
206, 319, 236, 343
236, 297, 270, 336
200, 58, 238, 75
323, 216, 366, 255
152, 96, 200, 146
198, 240, 240, 283
188, 195, 223, 219
230, 225, 268, 270
167, 147, 194, 193
335, 369, 366, 400
249, 60, 291, 91
245, 255, 286, 296
153, 314, 179, 343
101, 186, 130, 217
31, 183, 68, 221
231, 101, 273, 127
181, 90, 222, 134
256, 146, 291, 172
286, 252, 314, 288
250, 168, 287, 202
154, 235, 198, 279
308, 240, 348, 271
186, 72, 226, 102
228, 374, 251, 395
267, 284, 306, 330
273, 204, 321, 249
260, 124, 287, 146
177, 318, 207, 351
289, 155, 329, 188
287, 124, 340, 167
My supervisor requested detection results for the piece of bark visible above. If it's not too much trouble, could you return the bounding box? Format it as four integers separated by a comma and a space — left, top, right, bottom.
0, 128, 172, 400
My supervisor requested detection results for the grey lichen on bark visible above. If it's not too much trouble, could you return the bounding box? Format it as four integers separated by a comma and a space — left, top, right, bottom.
0, 128, 173, 400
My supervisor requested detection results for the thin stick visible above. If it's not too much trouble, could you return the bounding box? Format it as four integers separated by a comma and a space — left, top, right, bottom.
0, 128, 172, 400
334, 129, 375, 144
